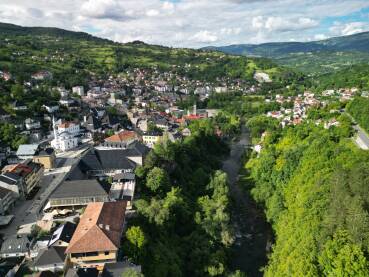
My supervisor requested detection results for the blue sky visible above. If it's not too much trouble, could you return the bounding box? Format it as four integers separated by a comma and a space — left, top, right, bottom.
0, 0, 368, 47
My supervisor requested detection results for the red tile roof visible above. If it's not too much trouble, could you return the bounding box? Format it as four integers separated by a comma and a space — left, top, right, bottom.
66, 202, 127, 254
105, 131, 138, 143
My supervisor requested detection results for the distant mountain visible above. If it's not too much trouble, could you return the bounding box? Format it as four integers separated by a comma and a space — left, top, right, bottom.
0, 22, 109, 42
204, 32, 369, 74
204, 32, 369, 57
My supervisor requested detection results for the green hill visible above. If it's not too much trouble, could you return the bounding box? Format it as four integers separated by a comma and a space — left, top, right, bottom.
204, 32, 369, 74
0, 22, 302, 86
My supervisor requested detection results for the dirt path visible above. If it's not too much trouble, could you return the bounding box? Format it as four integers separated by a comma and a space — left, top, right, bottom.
222, 126, 272, 277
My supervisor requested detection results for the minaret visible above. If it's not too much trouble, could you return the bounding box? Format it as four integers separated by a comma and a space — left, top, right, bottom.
52, 116, 58, 139
193, 103, 197, 115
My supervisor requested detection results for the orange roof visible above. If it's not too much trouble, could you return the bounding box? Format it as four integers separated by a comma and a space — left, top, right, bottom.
66, 202, 127, 254
105, 131, 137, 143
59, 122, 75, 129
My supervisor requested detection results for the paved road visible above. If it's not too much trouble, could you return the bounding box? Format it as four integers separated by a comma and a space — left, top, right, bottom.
1, 144, 90, 238
222, 126, 271, 277
353, 125, 369, 150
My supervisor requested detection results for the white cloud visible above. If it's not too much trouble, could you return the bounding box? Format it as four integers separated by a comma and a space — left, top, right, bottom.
252, 16, 318, 32
0, 0, 368, 47
330, 21, 369, 36
191, 30, 218, 43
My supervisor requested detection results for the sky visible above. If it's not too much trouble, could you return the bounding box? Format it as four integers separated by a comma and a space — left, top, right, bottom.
0, 0, 369, 48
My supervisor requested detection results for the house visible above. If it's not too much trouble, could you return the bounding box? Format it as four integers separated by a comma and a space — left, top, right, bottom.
33, 246, 66, 273
82, 114, 101, 133
25, 118, 41, 130
74, 148, 138, 179
110, 172, 135, 209
101, 130, 139, 149
73, 86, 85, 96
181, 128, 192, 137
65, 202, 127, 270
43, 104, 59, 113
48, 180, 109, 208
0, 186, 17, 215
0, 235, 31, 258
16, 144, 39, 160
32, 71, 52, 80
12, 100, 28, 111
142, 131, 163, 148
0, 107, 11, 120
48, 222, 77, 247
33, 148, 56, 170
102, 262, 142, 277
0, 172, 22, 196
65, 268, 99, 277
2, 160, 44, 197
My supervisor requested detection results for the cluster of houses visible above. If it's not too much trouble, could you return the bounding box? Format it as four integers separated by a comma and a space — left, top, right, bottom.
0, 129, 150, 275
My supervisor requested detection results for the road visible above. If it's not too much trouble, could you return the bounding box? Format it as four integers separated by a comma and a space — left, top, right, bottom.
222, 126, 271, 277
353, 125, 369, 150
1, 144, 90, 238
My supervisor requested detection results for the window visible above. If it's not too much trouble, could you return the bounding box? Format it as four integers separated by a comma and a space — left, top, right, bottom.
104, 251, 109, 255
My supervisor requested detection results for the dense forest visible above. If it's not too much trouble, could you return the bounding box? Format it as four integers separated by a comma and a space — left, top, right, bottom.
122, 119, 243, 276
245, 117, 369, 276
347, 97, 369, 132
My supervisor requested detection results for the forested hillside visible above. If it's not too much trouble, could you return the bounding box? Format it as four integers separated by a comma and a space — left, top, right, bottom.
347, 97, 369, 132
0, 22, 301, 86
246, 120, 369, 276
204, 31, 369, 74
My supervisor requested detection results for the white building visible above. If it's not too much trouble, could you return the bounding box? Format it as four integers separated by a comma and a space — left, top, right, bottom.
72, 86, 85, 96
51, 119, 79, 152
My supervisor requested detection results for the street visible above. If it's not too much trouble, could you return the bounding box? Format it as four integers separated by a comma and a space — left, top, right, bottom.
353, 125, 369, 150
0, 144, 90, 238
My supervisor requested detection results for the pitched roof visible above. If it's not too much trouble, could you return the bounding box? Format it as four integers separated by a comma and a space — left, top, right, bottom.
16, 144, 39, 156
105, 131, 137, 143
102, 261, 142, 277
65, 268, 99, 277
33, 246, 66, 267
66, 202, 127, 254
48, 222, 76, 247
0, 235, 30, 254
50, 180, 108, 200
80, 149, 136, 171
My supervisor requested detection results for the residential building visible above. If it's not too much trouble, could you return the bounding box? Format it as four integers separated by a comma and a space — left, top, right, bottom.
73, 86, 85, 96
142, 131, 163, 148
65, 202, 127, 270
16, 144, 39, 160
2, 160, 44, 197
49, 180, 109, 208
101, 130, 139, 149
33, 148, 56, 170
25, 118, 41, 130
0, 235, 31, 258
48, 222, 77, 247
64, 268, 99, 277
101, 262, 142, 277
33, 246, 66, 273
0, 187, 16, 215
110, 173, 135, 209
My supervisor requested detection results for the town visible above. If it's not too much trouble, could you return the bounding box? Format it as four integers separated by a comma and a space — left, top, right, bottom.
1, 62, 368, 276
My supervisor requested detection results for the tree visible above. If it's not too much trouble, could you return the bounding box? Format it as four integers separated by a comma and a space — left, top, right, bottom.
319, 230, 368, 277
125, 226, 146, 264
122, 269, 144, 277
145, 167, 170, 193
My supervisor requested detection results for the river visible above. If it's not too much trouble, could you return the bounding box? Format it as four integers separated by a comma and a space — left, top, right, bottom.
222, 126, 272, 277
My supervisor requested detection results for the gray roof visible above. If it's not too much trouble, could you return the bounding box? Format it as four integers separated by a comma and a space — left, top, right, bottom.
65, 268, 99, 277
0, 186, 13, 199
80, 149, 136, 171
113, 172, 135, 181
102, 262, 141, 277
16, 144, 39, 157
50, 180, 108, 200
0, 236, 30, 255
34, 246, 66, 267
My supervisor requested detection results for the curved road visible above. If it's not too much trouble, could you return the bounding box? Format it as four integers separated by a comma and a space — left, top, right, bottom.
222, 126, 272, 277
